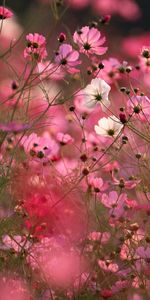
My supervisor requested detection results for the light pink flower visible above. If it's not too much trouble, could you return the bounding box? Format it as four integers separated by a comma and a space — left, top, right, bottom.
73, 26, 107, 57
101, 191, 127, 219
88, 231, 110, 243
120, 241, 134, 260
24, 33, 47, 61
88, 176, 106, 192
111, 171, 141, 189
96, 57, 121, 84
101, 191, 126, 208
55, 158, 77, 176
98, 259, 119, 273
56, 132, 74, 145
55, 43, 81, 74
103, 161, 120, 173
20, 132, 59, 162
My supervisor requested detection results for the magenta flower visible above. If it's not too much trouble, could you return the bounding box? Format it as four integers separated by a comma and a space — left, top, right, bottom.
55, 43, 81, 74
24, 33, 47, 61
136, 247, 150, 260
0, 6, 13, 19
73, 26, 107, 57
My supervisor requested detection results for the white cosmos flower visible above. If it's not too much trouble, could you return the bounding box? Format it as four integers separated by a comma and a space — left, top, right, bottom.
95, 115, 123, 138
82, 78, 111, 111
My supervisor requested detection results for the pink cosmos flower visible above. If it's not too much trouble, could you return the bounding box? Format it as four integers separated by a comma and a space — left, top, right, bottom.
88, 231, 110, 243
56, 132, 74, 145
24, 33, 47, 61
88, 176, 106, 192
111, 173, 141, 189
0, 6, 13, 19
101, 191, 126, 208
98, 259, 119, 273
120, 241, 134, 261
127, 95, 150, 122
96, 58, 121, 84
56, 158, 77, 176
73, 26, 107, 57
20, 132, 59, 162
55, 43, 81, 74
101, 191, 127, 219
103, 161, 120, 173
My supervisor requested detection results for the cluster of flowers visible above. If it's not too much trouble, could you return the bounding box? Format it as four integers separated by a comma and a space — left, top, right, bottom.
0, 3, 150, 300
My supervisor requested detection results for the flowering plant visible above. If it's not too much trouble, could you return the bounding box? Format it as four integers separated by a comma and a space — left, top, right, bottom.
0, 1, 149, 300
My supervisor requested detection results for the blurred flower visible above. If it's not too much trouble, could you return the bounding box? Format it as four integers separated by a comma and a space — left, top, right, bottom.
20, 132, 59, 162
92, 0, 141, 21
0, 6, 13, 19
56, 132, 74, 145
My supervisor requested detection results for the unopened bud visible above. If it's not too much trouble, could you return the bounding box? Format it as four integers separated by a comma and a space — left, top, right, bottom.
58, 32, 66, 43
